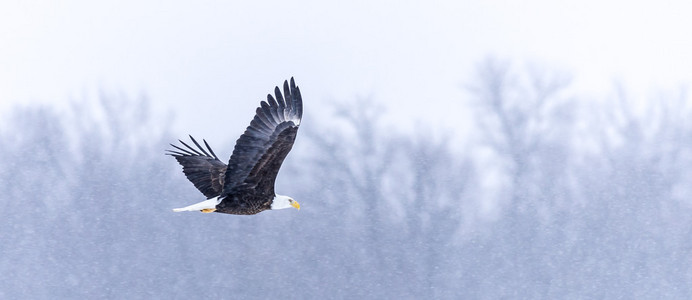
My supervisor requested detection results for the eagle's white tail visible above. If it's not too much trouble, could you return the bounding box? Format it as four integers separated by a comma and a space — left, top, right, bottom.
172, 197, 221, 212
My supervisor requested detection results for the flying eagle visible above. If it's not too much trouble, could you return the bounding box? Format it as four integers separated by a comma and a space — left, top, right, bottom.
168, 78, 302, 215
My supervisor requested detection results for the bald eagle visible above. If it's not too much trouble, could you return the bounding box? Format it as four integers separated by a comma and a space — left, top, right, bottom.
168, 78, 302, 215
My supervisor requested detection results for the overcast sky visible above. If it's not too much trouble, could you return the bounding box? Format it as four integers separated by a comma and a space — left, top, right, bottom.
1, 0, 690, 144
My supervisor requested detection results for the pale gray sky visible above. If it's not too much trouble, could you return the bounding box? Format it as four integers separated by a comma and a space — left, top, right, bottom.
1, 0, 690, 144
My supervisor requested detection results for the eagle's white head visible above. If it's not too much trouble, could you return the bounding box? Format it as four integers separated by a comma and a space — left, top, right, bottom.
271, 194, 301, 210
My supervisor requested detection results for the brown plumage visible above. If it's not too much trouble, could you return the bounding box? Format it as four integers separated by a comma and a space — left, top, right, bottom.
168, 78, 303, 215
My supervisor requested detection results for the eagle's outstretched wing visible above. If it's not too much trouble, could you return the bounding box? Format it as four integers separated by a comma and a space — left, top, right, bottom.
222, 77, 303, 196
167, 136, 227, 199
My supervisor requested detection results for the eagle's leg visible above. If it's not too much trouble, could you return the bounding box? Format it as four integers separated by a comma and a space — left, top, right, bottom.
200, 208, 216, 213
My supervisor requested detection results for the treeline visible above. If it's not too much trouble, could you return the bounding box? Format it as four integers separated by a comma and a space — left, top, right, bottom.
1, 60, 690, 298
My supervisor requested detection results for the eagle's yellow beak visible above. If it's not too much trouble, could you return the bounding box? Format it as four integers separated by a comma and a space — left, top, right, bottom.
291, 200, 301, 210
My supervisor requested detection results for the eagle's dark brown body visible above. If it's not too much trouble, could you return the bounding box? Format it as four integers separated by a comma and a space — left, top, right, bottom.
216, 192, 272, 215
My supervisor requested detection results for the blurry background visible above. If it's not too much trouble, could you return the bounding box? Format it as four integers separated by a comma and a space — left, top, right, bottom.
1, 1, 691, 298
